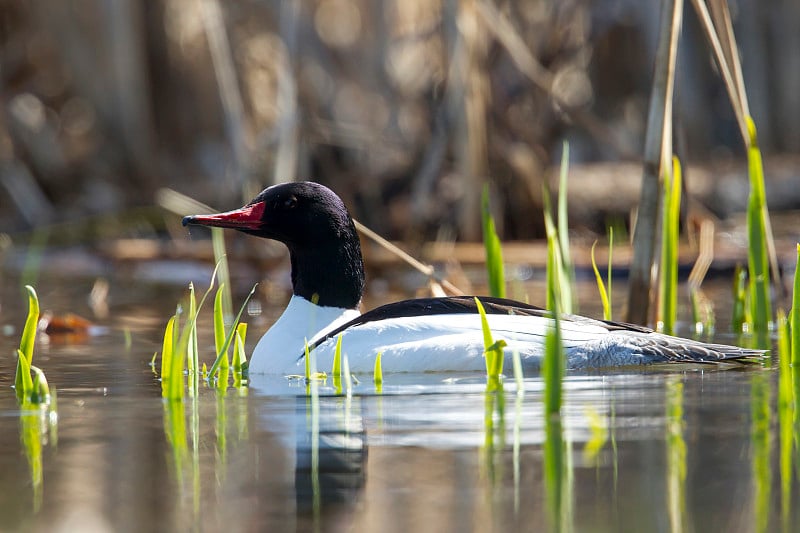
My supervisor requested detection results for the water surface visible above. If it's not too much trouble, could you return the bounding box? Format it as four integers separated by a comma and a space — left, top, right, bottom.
0, 273, 793, 532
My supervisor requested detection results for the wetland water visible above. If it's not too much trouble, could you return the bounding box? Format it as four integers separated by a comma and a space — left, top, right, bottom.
0, 271, 795, 532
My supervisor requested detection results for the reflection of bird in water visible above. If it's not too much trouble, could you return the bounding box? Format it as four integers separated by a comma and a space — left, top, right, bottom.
293, 395, 367, 514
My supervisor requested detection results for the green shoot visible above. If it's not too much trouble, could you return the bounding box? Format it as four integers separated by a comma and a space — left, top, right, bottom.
591, 241, 612, 321
481, 184, 506, 298
475, 297, 507, 390
15, 285, 39, 400
374, 352, 383, 390
304, 338, 311, 381
542, 188, 571, 314
746, 117, 772, 342
207, 284, 258, 379
211, 229, 233, 321
232, 328, 246, 389
213, 285, 229, 370
543, 197, 564, 417
30, 366, 50, 404
557, 141, 575, 314
659, 157, 681, 335
332, 334, 343, 379
232, 323, 247, 373
187, 284, 200, 396
160, 316, 177, 389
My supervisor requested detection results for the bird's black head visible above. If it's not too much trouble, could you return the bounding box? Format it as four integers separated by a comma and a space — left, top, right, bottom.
183, 181, 365, 308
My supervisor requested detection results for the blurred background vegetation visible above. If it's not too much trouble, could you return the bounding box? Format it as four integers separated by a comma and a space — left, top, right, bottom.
1, 0, 798, 243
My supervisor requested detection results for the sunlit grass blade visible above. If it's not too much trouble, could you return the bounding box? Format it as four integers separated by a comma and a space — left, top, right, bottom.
332, 334, 343, 378
481, 184, 506, 298
15, 286, 40, 400
15, 350, 33, 400
207, 284, 257, 379
557, 141, 574, 314
374, 352, 383, 390
746, 117, 772, 342
187, 283, 198, 375
19, 285, 38, 366
591, 241, 612, 321
543, 198, 564, 416
211, 229, 233, 321
474, 297, 506, 389
659, 157, 681, 335
159, 316, 176, 391
232, 323, 247, 373
213, 285, 229, 369
30, 365, 50, 404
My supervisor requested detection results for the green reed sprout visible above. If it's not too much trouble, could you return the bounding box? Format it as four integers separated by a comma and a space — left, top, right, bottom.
232, 323, 247, 372
542, 197, 564, 416
746, 117, 772, 341
374, 352, 383, 391
659, 157, 681, 335
591, 239, 612, 321
15, 286, 51, 404
213, 285, 230, 370
207, 283, 257, 380
475, 297, 507, 390
557, 141, 575, 314
332, 334, 343, 379
481, 184, 506, 298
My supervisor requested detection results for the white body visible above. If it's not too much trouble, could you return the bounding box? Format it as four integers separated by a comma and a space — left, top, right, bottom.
248, 296, 703, 375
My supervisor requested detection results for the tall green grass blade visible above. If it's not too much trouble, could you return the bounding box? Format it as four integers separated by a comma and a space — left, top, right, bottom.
475, 297, 494, 375
659, 157, 681, 335
211, 228, 233, 321
213, 285, 229, 369
591, 241, 611, 321
187, 283, 198, 375
207, 284, 257, 378
481, 184, 506, 298
542, 186, 565, 417
746, 117, 772, 342
557, 141, 574, 314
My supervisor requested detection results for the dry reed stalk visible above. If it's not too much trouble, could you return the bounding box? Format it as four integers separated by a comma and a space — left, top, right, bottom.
626, 0, 683, 325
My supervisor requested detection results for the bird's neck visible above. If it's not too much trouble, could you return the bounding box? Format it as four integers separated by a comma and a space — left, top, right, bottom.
287, 232, 365, 309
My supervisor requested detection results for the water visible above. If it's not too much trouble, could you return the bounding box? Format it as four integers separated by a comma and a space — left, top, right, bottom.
0, 272, 795, 532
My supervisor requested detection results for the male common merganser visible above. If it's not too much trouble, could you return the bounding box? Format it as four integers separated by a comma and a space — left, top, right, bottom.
183, 181, 761, 375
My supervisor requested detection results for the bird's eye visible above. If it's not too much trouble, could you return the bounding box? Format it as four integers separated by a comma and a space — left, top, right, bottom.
284, 196, 297, 209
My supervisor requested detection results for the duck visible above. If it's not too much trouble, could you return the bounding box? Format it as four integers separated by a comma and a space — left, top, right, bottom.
183, 181, 762, 375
